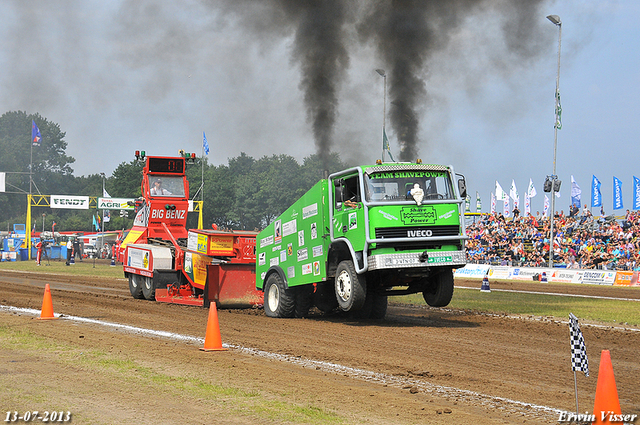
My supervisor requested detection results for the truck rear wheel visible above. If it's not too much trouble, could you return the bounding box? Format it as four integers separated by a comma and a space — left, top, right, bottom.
295, 285, 314, 318
353, 291, 387, 320
129, 274, 144, 299
314, 281, 339, 313
142, 276, 156, 301
335, 260, 366, 312
264, 273, 295, 318
423, 269, 454, 307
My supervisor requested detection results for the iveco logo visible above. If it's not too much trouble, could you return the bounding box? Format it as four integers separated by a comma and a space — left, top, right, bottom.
407, 230, 432, 237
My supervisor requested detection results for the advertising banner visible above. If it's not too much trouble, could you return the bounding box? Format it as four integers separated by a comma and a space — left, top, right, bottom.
454, 263, 491, 278
510, 267, 548, 281
488, 266, 510, 279
614, 271, 639, 287
50, 195, 90, 209
549, 269, 581, 283
455, 265, 636, 287
98, 197, 135, 210
576, 270, 616, 285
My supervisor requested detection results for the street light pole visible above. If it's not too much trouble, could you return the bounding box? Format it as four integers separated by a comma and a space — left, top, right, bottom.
375, 68, 387, 162
547, 14, 562, 268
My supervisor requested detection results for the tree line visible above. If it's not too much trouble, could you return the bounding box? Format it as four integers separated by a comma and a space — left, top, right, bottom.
0, 111, 348, 234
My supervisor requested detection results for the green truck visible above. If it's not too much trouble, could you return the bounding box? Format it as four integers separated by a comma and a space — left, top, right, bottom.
256, 161, 468, 319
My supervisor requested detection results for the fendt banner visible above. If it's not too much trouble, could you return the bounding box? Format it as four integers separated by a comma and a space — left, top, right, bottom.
50, 195, 90, 209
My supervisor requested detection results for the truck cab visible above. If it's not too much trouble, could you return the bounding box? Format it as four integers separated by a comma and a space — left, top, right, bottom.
256, 161, 468, 319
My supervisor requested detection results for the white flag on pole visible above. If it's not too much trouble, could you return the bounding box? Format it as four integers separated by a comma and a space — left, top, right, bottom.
544, 195, 550, 216
527, 178, 537, 198
510, 180, 518, 201
496, 181, 506, 201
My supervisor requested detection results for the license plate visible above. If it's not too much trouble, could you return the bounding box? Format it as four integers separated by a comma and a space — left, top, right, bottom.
385, 257, 419, 266
428, 256, 452, 264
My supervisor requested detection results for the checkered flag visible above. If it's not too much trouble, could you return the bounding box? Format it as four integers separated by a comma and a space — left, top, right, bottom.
569, 313, 589, 377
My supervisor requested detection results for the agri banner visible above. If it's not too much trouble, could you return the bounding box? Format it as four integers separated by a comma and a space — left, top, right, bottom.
98, 197, 135, 210
50, 195, 90, 209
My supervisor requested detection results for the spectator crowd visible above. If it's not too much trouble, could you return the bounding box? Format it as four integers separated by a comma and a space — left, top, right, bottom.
465, 207, 640, 271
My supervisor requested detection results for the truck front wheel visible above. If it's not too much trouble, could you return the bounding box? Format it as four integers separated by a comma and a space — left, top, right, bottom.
335, 260, 366, 312
129, 274, 144, 299
423, 269, 454, 307
264, 273, 295, 318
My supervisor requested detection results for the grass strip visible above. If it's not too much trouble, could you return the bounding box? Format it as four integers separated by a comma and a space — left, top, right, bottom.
0, 325, 344, 425
395, 288, 640, 326
0, 259, 124, 279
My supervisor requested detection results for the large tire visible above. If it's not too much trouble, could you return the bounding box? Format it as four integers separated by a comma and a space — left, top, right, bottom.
368, 293, 388, 319
334, 260, 366, 312
263, 273, 295, 318
295, 285, 314, 318
353, 290, 387, 320
423, 269, 454, 307
129, 274, 144, 299
313, 281, 339, 313
142, 276, 156, 301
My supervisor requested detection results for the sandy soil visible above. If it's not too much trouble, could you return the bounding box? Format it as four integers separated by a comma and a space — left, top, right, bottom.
0, 269, 638, 424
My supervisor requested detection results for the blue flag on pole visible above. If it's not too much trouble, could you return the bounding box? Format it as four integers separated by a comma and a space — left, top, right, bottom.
203, 131, 210, 156
570, 175, 581, 209
633, 176, 640, 210
31, 120, 41, 146
613, 176, 623, 210
591, 175, 602, 208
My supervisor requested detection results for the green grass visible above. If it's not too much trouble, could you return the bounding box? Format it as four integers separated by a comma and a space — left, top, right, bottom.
395, 287, 640, 326
0, 258, 125, 279
0, 326, 345, 425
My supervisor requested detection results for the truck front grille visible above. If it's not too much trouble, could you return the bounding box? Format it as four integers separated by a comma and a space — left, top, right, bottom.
375, 225, 460, 239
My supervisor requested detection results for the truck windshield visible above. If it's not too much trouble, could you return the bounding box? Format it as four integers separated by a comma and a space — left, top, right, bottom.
364, 171, 454, 202
148, 176, 185, 197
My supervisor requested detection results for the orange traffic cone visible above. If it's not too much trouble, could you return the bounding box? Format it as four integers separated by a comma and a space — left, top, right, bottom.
38, 284, 58, 320
592, 350, 622, 425
200, 303, 227, 351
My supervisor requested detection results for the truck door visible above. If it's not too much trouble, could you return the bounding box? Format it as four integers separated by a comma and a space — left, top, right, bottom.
333, 176, 365, 251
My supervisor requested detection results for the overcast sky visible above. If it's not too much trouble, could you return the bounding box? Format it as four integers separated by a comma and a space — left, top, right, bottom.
1, 0, 637, 215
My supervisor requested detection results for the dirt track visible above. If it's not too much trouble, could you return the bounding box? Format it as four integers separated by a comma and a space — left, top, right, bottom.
1, 269, 638, 424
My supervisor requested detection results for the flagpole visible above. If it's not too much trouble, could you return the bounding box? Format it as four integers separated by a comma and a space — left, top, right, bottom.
547, 15, 562, 268
27, 122, 34, 260
376, 69, 386, 162
573, 371, 579, 414
201, 139, 204, 230
101, 173, 105, 259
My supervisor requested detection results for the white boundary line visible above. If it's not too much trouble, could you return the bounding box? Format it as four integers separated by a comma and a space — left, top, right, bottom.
2, 304, 562, 420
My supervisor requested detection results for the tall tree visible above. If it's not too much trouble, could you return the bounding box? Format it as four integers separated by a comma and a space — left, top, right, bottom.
111, 160, 144, 197
0, 111, 75, 223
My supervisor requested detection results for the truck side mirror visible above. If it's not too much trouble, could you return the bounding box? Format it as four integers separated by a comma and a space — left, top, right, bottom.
457, 178, 467, 199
